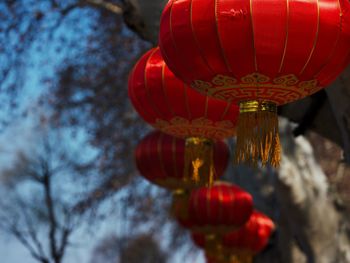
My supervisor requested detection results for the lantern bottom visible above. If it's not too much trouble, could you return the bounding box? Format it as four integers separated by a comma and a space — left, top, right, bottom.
234, 100, 281, 167
184, 137, 215, 186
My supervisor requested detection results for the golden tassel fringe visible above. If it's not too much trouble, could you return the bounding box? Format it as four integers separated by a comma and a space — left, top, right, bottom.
234, 100, 281, 167
184, 137, 215, 186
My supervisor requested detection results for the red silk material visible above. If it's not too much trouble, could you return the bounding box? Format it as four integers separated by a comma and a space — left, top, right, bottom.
159, 0, 350, 105
188, 182, 253, 232
135, 131, 229, 190
128, 47, 239, 139
222, 211, 275, 254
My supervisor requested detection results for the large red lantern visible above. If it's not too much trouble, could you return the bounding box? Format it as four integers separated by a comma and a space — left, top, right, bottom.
188, 182, 253, 234
129, 47, 239, 185
159, 0, 350, 167
135, 131, 229, 190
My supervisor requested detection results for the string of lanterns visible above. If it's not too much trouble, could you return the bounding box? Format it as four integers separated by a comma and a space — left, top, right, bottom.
128, 0, 350, 261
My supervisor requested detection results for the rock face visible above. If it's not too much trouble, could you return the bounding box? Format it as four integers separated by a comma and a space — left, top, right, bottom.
123, 0, 168, 44
119, 1, 350, 262
228, 121, 350, 263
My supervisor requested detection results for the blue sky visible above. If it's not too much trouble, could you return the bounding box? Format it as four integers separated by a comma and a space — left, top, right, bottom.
0, 4, 207, 262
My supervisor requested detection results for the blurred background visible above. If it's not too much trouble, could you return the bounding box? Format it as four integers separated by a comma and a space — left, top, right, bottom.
1, 1, 350, 262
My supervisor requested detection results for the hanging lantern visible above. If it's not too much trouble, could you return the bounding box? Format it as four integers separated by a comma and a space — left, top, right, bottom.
193, 211, 275, 263
188, 182, 253, 235
129, 47, 239, 185
135, 131, 229, 190
159, 0, 350, 167
222, 211, 275, 263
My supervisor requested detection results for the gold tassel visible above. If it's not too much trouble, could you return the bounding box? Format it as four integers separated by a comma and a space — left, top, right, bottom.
184, 137, 215, 186
205, 234, 221, 253
234, 100, 281, 167
230, 253, 253, 263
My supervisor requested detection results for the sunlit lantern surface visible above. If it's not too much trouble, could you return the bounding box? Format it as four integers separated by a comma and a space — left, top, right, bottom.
129, 47, 239, 185
135, 131, 229, 190
159, 0, 350, 167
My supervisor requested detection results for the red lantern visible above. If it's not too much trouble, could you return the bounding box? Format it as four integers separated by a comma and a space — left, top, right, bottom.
129, 47, 238, 140
135, 131, 229, 190
192, 211, 275, 263
129, 47, 239, 185
188, 182, 253, 234
222, 211, 275, 258
159, 0, 350, 167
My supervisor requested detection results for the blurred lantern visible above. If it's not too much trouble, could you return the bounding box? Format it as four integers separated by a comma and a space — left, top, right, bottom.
159, 0, 350, 167
193, 211, 275, 263
135, 131, 229, 190
222, 211, 275, 260
129, 47, 239, 185
188, 182, 253, 234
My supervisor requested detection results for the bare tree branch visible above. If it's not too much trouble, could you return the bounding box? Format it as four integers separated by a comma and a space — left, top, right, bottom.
83, 0, 123, 14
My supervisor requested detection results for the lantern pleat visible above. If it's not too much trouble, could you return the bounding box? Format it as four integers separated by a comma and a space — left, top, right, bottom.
159, 0, 350, 167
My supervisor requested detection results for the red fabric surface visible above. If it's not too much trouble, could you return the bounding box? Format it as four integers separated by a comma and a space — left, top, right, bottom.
135, 131, 229, 190
222, 211, 275, 253
128, 47, 239, 140
159, 0, 350, 105
188, 182, 253, 230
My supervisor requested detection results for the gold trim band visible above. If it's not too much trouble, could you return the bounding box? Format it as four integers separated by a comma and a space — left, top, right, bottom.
239, 100, 277, 114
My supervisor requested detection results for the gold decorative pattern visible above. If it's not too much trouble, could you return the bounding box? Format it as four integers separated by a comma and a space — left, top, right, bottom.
241, 72, 270, 84
153, 117, 236, 140
212, 74, 238, 86
273, 74, 298, 86
191, 73, 320, 105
